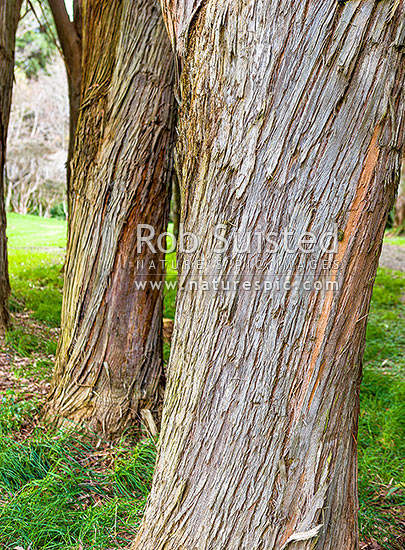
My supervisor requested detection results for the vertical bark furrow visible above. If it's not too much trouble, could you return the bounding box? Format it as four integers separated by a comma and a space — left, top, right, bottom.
134, 1, 404, 548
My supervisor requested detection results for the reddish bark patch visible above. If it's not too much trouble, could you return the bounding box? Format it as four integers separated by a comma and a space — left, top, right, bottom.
163, 318, 174, 342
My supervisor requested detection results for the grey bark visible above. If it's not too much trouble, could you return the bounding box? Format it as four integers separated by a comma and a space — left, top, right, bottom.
133, 1, 405, 549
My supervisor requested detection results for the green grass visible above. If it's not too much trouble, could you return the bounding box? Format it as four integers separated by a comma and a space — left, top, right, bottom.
358, 268, 405, 548
0, 214, 157, 549
163, 223, 178, 321
7, 214, 66, 328
8, 250, 64, 326
164, 250, 177, 321
1, 214, 404, 548
384, 234, 405, 247
5, 325, 57, 356
0, 426, 155, 549
7, 212, 67, 249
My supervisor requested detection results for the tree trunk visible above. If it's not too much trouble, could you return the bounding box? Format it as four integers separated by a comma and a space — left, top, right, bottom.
393, 160, 405, 233
47, 0, 82, 215
133, 1, 405, 549
0, 0, 22, 332
45, 0, 175, 440
394, 193, 405, 232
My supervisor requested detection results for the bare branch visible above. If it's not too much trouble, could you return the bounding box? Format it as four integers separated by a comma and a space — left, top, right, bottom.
47, 0, 81, 82
26, 0, 63, 58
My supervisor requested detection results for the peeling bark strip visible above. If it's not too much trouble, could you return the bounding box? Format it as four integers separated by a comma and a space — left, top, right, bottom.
45, 0, 175, 440
134, 1, 404, 549
0, 0, 22, 331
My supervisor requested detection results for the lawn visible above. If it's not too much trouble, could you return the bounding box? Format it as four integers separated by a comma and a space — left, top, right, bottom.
384, 235, 405, 247
7, 212, 67, 249
7, 213, 66, 328
0, 214, 404, 549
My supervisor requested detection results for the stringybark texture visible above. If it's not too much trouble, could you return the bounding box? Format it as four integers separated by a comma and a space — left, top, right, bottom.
134, 0, 405, 548
0, 0, 22, 331
46, 0, 175, 440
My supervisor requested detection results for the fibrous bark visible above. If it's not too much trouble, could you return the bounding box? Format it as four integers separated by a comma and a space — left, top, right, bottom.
46, 0, 175, 440
134, 1, 405, 549
0, 0, 22, 331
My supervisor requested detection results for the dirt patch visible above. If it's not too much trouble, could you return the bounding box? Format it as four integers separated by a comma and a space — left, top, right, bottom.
360, 540, 384, 550
379, 244, 405, 272
0, 350, 15, 393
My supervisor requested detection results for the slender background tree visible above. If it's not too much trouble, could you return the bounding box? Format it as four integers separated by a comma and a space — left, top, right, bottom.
133, 1, 405, 549
45, 0, 175, 440
393, 160, 405, 233
0, 0, 23, 331
47, 0, 81, 209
